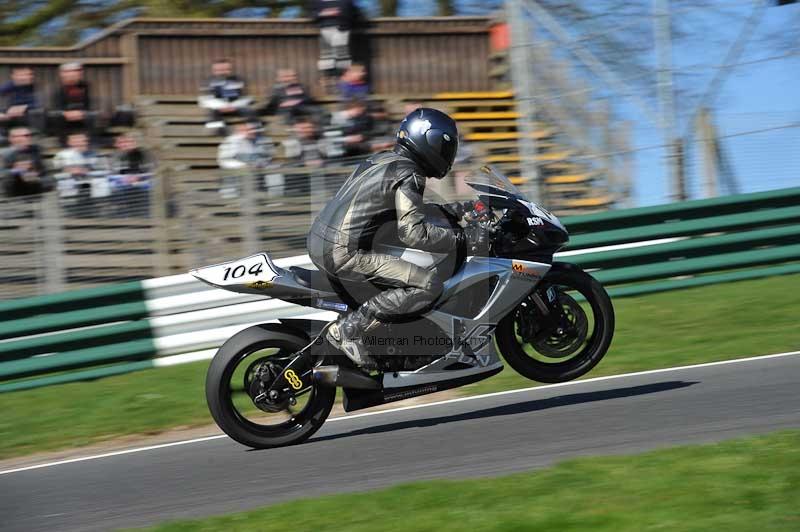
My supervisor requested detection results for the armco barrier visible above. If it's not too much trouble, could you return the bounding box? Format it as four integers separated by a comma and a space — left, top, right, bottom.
1, 187, 799, 392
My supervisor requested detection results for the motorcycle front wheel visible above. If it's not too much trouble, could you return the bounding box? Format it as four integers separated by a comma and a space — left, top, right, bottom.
497, 263, 615, 383
205, 324, 335, 449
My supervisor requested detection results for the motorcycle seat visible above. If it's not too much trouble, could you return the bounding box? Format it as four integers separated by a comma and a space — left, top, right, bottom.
289, 266, 337, 293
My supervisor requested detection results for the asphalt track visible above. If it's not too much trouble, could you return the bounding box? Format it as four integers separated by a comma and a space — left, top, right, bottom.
2, 352, 800, 532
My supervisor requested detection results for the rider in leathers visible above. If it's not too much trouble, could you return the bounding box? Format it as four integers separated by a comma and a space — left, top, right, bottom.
307, 108, 489, 369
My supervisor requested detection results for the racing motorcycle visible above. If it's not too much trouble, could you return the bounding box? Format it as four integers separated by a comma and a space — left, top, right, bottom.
191, 167, 615, 449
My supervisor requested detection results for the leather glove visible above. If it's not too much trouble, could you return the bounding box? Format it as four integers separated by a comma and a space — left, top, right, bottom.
441, 200, 475, 220
463, 222, 493, 256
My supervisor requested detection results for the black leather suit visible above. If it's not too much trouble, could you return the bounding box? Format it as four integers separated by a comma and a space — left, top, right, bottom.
307, 149, 462, 321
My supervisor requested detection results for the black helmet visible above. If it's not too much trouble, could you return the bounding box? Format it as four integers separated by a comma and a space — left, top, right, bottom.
395, 108, 459, 178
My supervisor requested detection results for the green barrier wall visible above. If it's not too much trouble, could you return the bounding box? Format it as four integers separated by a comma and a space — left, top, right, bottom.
1, 187, 798, 392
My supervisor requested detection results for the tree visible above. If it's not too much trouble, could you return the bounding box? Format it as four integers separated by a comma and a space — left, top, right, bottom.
0, 0, 305, 46
378, 0, 399, 17
436, 0, 455, 16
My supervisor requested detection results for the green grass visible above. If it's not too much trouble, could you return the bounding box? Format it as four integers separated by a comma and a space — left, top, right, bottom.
0, 362, 210, 459
2, 273, 800, 460
136, 430, 800, 531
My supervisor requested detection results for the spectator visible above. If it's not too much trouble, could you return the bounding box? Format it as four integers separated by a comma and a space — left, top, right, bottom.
337, 63, 369, 101
282, 116, 326, 196
110, 132, 154, 216
312, 0, 357, 78
198, 58, 255, 135
283, 116, 325, 165
50, 62, 95, 145
1, 127, 49, 197
0, 67, 42, 137
111, 132, 155, 175
218, 121, 273, 171
217, 120, 281, 198
329, 98, 374, 157
263, 69, 314, 124
53, 132, 110, 200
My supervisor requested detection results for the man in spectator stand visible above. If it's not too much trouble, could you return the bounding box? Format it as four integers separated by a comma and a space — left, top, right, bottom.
313, 0, 357, 82
1, 127, 49, 197
329, 98, 374, 157
217, 120, 281, 199
263, 69, 314, 124
198, 58, 255, 135
53, 132, 110, 204
110, 132, 155, 216
111, 132, 155, 175
282, 115, 326, 196
0, 67, 43, 140
338, 63, 369, 101
50, 62, 94, 146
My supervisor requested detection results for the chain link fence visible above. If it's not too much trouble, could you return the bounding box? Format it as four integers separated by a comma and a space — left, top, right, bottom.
0, 154, 489, 299
504, 0, 799, 206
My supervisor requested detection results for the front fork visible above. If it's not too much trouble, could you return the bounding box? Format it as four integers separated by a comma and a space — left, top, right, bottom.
518, 284, 563, 343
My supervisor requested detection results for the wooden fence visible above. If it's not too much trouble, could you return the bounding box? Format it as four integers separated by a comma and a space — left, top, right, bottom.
0, 16, 493, 110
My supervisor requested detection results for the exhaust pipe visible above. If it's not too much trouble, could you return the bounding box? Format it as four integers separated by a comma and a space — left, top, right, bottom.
313, 366, 381, 390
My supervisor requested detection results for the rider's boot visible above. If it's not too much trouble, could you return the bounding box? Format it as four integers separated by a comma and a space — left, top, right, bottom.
326, 305, 379, 371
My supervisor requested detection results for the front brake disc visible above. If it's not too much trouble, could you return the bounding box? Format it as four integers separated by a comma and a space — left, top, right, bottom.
530, 293, 588, 358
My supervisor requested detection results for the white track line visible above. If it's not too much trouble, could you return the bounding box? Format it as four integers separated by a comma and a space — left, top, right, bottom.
2, 349, 798, 477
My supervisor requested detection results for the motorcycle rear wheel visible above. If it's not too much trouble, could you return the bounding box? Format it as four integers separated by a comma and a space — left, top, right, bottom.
497, 263, 615, 383
205, 324, 335, 449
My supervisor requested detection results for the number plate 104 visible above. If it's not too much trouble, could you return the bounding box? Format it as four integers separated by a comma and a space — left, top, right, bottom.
205, 254, 278, 287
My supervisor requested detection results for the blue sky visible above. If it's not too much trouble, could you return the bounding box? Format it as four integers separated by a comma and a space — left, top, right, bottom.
566, 1, 799, 205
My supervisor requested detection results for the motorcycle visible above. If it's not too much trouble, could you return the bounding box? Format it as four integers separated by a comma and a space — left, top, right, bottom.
191, 166, 615, 449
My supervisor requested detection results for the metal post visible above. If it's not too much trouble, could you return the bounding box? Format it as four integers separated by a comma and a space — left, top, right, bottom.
239, 169, 260, 255
653, 0, 686, 201
619, 121, 635, 208
41, 193, 65, 293
696, 107, 719, 198
507, 0, 543, 203
150, 166, 172, 276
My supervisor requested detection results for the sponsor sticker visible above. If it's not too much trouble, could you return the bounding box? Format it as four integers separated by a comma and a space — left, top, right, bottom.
247, 280, 274, 290
512, 261, 542, 282
316, 299, 349, 312
284, 369, 303, 390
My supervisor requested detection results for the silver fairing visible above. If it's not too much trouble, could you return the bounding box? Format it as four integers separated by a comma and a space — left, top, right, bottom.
191, 250, 551, 387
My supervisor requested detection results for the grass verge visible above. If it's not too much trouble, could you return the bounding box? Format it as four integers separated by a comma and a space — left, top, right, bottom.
136, 430, 800, 531
2, 273, 800, 460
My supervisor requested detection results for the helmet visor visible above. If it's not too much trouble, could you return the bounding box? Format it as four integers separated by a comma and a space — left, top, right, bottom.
425, 129, 459, 174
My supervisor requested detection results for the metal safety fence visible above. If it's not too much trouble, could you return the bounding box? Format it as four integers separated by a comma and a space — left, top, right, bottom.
0, 155, 485, 299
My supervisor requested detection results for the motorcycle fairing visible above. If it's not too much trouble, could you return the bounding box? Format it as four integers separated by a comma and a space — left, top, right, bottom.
192, 250, 550, 387
381, 256, 549, 389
